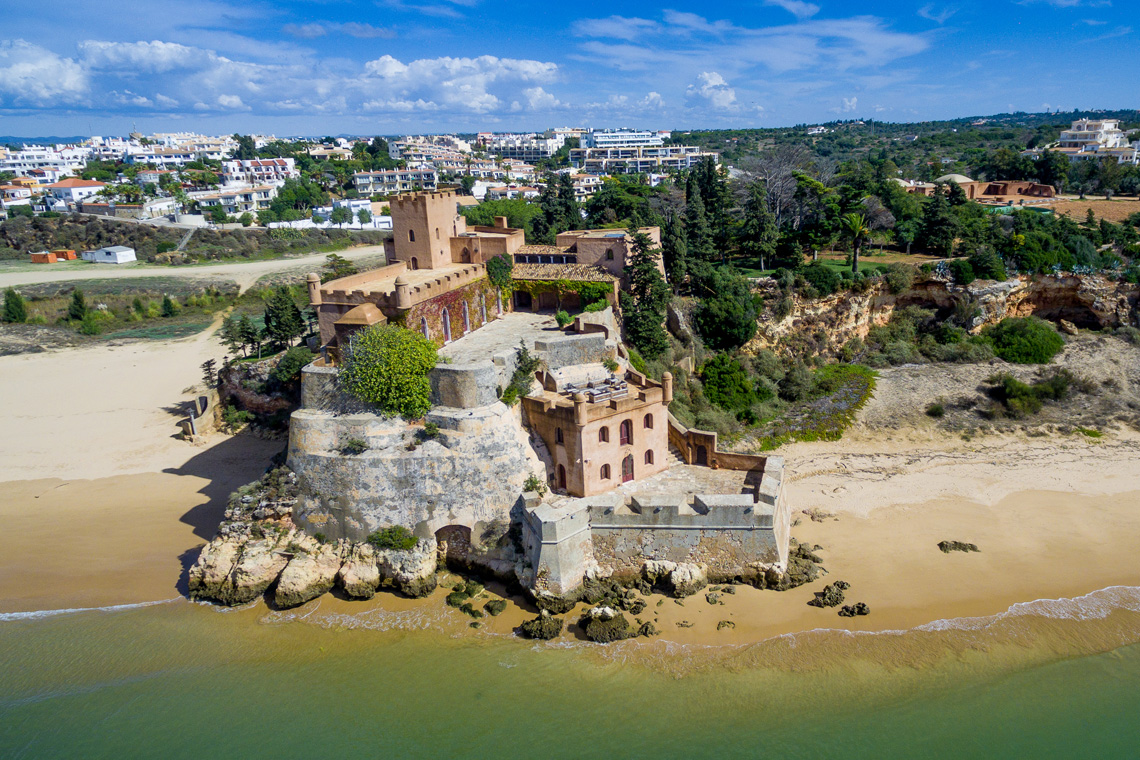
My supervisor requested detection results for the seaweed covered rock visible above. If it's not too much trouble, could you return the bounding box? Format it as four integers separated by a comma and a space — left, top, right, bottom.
484, 599, 507, 616
581, 607, 635, 643
638, 621, 659, 637
756, 542, 826, 591
519, 610, 564, 640
275, 540, 344, 608
807, 581, 847, 609
838, 602, 870, 617
938, 541, 980, 554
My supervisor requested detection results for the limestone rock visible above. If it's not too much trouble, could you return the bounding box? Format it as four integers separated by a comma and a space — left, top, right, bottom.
275, 542, 344, 608
221, 532, 293, 605
643, 560, 708, 598
587, 605, 617, 621
338, 543, 380, 599
807, 581, 847, 608
1059, 319, 1079, 336
188, 535, 244, 601
375, 537, 438, 597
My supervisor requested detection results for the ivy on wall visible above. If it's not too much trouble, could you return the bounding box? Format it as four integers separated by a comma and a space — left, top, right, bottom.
510, 279, 613, 305
407, 278, 503, 347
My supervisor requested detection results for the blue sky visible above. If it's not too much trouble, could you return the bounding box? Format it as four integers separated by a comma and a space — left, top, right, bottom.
0, 0, 1133, 136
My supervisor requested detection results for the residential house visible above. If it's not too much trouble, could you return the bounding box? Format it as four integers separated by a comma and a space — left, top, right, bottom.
221, 158, 299, 186
197, 185, 277, 215
46, 178, 106, 204
353, 168, 438, 196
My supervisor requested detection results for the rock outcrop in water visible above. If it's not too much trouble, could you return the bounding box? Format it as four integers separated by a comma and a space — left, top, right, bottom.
938, 540, 981, 554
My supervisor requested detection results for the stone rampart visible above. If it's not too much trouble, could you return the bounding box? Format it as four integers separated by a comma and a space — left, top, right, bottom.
533, 333, 611, 370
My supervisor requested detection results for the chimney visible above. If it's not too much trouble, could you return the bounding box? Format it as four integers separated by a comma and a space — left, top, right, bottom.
494, 216, 508, 229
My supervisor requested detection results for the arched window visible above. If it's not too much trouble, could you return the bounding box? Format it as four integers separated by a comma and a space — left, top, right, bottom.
409, 229, 415, 242
557, 464, 566, 490
643, 413, 653, 429
441, 308, 451, 343
600, 464, 611, 480
480, 297, 487, 325
598, 426, 609, 443
410, 257, 418, 270
462, 301, 470, 334
555, 427, 563, 444
420, 317, 429, 339
605, 249, 614, 260
619, 419, 632, 446
644, 450, 654, 465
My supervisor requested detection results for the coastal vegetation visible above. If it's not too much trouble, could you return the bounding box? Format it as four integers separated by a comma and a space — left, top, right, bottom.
340, 324, 438, 419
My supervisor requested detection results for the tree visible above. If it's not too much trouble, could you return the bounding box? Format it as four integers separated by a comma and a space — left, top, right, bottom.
330, 206, 351, 228
684, 192, 717, 263
238, 313, 262, 357
701, 353, 757, 411
459, 175, 476, 195
263, 286, 304, 347
200, 359, 218, 389
67, 289, 87, 321
161, 295, 178, 317
3, 287, 27, 323
661, 210, 688, 288
356, 208, 372, 225
618, 227, 671, 359
339, 324, 439, 419
839, 213, 870, 274
209, 205, 228, 224
239, 212, 253, 227
232, 134, 257, 160
915, 188, 958, 257
321, 253, 357, 283
690, 263, 758, 350
219, 314, 245, 356
738, 181, 778, 271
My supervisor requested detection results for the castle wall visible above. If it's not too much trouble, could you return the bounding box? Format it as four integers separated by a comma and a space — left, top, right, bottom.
405, 277, 504, 348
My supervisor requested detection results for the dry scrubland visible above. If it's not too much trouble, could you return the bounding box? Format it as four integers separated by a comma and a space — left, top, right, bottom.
1051, 197, 1140, 224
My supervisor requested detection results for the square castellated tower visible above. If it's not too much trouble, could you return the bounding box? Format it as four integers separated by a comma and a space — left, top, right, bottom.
390, 190, 468, 270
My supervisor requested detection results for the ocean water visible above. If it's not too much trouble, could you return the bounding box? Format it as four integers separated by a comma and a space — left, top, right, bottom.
3, 593, 1140, 759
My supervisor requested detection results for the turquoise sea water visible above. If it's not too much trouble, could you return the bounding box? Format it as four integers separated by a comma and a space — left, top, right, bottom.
3, 596, 1140, 759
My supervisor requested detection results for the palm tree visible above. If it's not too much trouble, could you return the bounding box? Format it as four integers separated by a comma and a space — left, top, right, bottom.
840, 213, 870, 274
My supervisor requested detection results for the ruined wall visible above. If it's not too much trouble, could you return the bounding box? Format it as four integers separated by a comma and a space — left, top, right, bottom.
288, 403, 542, 542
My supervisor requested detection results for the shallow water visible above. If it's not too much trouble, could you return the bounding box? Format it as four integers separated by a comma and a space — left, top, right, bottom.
3, 591, 1140, 759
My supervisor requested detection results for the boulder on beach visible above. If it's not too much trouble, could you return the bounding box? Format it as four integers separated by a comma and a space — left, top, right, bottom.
275, 540, 344, 608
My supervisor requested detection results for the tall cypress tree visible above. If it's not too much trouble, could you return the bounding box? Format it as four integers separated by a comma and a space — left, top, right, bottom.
619, 227, 670, 359
661, 211, 688, 289
916, 187, 959, 257
738, 182, 778, 271
67, 289, 87, 321
684, 192, 717, 263
263, 286, 304, 347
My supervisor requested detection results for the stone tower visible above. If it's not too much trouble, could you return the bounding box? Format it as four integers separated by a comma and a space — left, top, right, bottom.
390, 190, 467, 270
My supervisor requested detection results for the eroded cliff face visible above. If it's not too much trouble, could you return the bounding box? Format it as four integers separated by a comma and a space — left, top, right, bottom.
747, 273, 1139, 358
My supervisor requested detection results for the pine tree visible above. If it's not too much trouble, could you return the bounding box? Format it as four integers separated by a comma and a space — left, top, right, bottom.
263, 286, 304, 347
738, 182, 778, 271
916, 187, 959, 257
219, 314, 245, 356
161, 295, 178, 317
67, 289, 87, 321
238, 313, 261, 356
3, 287, 27, 324
684, 192, 717, 263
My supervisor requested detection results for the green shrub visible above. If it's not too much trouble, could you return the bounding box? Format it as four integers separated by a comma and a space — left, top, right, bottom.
79, 312, 105, 335
340, 325, 438, 419
554, 309, 573, 328
161, 295, 178, 317
500, 342, 541, 406
602, 358, 619, 372
800, 263, 840, 297
422, 421, 440, 439
627, 347, 647, 374
3, 287, 27, 323
341, 437, 368, 455
926, 401, 945, 418
584, 300, 608, 313
884, 263, 915, 294
270, 346, 314, 386
222, 404, 254, 430
701, 354, 757, 411
968, 248, 1007, 281
981, 317, 1064, 364
523, 473, 547, 495
948, 259, 975, 286
366, 525, 418, 551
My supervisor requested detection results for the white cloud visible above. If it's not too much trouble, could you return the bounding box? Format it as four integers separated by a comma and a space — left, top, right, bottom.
523, 86, 561, 109
284, 22, 396, 39
918, 4, 957, 24
686, 71, 736, 108
762, 0, 821, 19
0, 40, 88, 104
361, 54, 558, 113
840, 96, 858, 112
283, 23, 326, 39
640, 91, 665, 108
216, 94, 246, 109
572, 16, 659, 41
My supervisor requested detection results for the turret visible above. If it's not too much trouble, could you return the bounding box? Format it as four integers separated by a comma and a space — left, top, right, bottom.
394, 275, 411, 310
662, 372, 673, 404
306, 272, 321, 306
573, 392, 588, 426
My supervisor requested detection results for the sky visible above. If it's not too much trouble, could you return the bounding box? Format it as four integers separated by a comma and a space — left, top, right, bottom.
0, 0, 1134, 137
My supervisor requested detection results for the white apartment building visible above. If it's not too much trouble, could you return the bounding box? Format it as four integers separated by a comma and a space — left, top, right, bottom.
1022, 118, 1139, 165
124, 147, 199, 169
570, 145, 717, 174
0, 146, 86, 178
221, 158, 299, 186
196, 185, 277, 215
45, 178, 106, 204
353, 168, 438, 196
487, 133, 567, 162
582, 129, 671, 149
485, 184, 540, 201
84, 136, 133, 162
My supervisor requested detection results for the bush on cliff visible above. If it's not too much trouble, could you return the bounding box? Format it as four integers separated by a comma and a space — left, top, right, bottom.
340, 324, 438, 419
270, 346, 314, 387
367, 525, 418, 551
980, 317, 1064, 364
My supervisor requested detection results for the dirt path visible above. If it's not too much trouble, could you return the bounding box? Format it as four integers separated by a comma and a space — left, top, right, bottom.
0, 245, 388, 293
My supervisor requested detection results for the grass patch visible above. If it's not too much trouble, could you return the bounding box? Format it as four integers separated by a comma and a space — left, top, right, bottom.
748, 364, 876, 451
101, 319, 213, 341
1076, 427, 1103, 438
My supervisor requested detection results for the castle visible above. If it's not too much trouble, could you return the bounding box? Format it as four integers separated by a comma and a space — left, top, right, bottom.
289, 190, 789, 601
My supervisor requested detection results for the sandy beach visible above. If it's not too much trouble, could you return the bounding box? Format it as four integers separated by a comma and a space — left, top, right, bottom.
3, 320, 1140, 649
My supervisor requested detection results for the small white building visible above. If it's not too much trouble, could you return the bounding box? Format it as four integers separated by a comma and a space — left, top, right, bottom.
82, 246, 137, 264
46, 178, 106, 204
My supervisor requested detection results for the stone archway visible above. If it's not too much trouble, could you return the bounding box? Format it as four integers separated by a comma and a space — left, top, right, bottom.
435, 525, 472, 569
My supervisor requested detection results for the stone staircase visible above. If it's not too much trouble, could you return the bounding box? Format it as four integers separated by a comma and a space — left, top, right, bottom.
666, 445, 686, 467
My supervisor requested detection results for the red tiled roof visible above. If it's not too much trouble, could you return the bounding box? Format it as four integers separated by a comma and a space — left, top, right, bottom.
47, 178, 105, 188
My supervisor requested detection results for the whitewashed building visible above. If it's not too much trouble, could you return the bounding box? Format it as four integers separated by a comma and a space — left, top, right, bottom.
82, 246, 137, 264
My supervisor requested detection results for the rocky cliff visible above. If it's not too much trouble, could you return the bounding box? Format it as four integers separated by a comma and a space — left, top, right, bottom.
748, 273, 1139, 359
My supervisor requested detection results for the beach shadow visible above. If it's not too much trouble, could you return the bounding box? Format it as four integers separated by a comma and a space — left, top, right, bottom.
175, 546, 202, 597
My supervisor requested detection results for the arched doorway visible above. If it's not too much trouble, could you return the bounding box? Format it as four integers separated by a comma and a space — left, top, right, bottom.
435, 525, 471, 569
461, 247, 471, 263
420, 316, 429, 339
696, 445, 708, 466
410, 257, 418, 271
621, 454, 634, 483
557, 464, 566, 491
515, 291, 532, 310
462, 301, 471, 334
